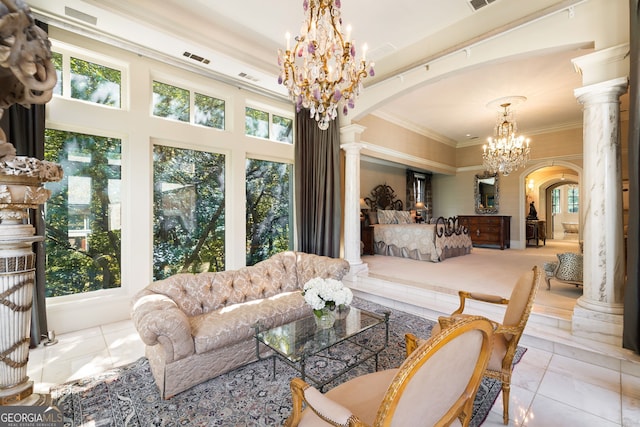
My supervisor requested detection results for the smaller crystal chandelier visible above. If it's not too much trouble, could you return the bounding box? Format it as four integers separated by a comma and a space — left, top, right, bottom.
482, 100, 531, 176
278, 0, 374, 130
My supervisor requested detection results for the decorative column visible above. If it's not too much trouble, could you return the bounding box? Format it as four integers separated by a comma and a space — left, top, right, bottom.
0, 160, 62, 405
340, 124, 367, 274
571, 45, 629, 345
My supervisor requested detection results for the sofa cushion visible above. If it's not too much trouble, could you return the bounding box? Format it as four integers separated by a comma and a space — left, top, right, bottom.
295, 253, 351, 288
146, 270, 239, 317
143, 252, 300, 317
190, 291, 311, 354
233, 252, 300, 301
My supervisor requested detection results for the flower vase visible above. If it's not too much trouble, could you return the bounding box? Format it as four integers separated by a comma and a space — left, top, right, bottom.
314, 308, 336, 329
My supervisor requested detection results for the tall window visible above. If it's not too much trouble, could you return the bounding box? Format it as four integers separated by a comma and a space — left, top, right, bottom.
245, 159, 292, 266
153, 145, 226, 280
44, 130, 122, 297
552, 188, 560, 214
568, 186, 579, 213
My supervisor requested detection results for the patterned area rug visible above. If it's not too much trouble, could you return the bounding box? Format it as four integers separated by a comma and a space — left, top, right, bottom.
51, 298, 525, 426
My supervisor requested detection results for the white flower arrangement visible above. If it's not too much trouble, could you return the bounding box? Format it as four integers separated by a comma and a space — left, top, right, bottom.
302, 277, 353, 316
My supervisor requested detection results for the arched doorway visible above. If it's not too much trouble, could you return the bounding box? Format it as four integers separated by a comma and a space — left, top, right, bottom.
519, 162, 582, 248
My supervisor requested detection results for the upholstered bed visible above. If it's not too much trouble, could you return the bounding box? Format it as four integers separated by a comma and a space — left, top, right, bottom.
363, 184, 472, 262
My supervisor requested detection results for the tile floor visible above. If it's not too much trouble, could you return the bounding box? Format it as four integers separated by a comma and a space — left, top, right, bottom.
28, 318, 640, 426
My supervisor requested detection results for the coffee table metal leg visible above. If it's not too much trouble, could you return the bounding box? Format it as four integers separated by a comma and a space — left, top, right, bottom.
272, 356, 276, 380
300, 356, 306, 382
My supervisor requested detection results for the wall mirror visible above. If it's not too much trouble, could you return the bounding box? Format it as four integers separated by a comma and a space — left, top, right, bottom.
475, 172, 499, 214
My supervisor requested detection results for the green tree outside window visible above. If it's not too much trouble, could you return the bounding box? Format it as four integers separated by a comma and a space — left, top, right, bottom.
153, 145, 226, 280
245, 107, 269, 139
245, 159, 292, 266
51, 52, 62, 96
273, 115, 293, 144
153, 81, 190, 122
194, 93, 225, 129
70, 57, 121, 107
44, 129, 122, 297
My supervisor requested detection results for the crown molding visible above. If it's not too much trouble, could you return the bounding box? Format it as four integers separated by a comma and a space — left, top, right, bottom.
360, 141, 457, 174
369, 111, 459, 147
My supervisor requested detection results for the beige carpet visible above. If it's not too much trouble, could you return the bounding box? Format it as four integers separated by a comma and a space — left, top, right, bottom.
363, 239, 583, 317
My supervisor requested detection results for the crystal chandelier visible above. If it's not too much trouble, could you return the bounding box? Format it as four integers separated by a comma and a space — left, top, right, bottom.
277, 0, 374, 130
482, 102, 531, 176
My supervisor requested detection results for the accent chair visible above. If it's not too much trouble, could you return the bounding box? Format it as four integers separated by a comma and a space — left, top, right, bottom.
284, 316, 495, 427
543, 252, 583, 290
406, 266, 541, 425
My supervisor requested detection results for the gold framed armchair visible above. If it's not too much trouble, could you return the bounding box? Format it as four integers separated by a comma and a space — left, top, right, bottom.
406, 266, 541, 425
284, 316, 495, 427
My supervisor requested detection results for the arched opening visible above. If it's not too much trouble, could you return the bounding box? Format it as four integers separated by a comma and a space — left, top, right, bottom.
519, 162, 582, 248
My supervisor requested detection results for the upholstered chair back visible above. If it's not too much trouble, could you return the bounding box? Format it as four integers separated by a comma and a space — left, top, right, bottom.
376, 317, 493, 426
502, 268, 538, 341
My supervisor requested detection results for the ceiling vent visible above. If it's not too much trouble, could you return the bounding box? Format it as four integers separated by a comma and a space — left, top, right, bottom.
468, 0, 497, 12
183, 51, 210, 65
238, 72, 259, 82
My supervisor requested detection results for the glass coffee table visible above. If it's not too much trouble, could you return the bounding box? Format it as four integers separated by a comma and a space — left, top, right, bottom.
254, 307, 389, 390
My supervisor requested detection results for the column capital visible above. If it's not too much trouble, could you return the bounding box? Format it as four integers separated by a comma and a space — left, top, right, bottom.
339, 124, 367, 144
572, 43, 629, 86
574, 76, 629, 105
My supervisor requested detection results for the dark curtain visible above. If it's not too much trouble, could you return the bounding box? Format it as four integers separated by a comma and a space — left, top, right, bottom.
623, 0, 640, 354
294, 111, 342, 257
0, 21, 50, 347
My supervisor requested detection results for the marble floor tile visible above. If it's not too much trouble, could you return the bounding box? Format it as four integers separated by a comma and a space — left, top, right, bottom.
489, 385, 535, 426
523, 394, 620, 427
537, 368, 621, 423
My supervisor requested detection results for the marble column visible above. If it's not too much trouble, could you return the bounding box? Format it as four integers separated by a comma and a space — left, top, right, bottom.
340, 124, 367, 275
572, 77, 628, 345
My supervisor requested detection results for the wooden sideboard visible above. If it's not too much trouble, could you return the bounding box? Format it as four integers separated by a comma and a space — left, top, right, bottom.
458, 215, 511, 250
526, 220, 546, 247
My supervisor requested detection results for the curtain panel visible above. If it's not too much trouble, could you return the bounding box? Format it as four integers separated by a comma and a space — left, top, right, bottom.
294, 111, 342, 258
623, 0, 640, 354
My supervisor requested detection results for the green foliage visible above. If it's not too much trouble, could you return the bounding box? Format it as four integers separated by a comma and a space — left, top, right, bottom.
245, 159, 292, 266
194, 93, 225, 129
272, 115, 293, 143
153, 81, 189, 122
153, 145, 226, 280
245, 107, 269, 138
52, 52, 62, 96
70, 57, 121, 107
44, 129, 122, 297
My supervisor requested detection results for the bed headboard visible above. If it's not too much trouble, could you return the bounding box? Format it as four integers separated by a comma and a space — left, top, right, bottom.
364, 184, 403, 211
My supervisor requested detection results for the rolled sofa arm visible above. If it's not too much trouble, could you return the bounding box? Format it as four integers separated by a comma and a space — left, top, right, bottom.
131, 290, 195, 362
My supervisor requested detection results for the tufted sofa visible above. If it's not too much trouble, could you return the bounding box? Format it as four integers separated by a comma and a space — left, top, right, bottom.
131, 251, 350, 399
